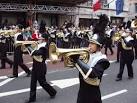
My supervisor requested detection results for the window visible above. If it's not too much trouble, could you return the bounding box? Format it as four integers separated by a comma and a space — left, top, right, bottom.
135, 3, 137, 13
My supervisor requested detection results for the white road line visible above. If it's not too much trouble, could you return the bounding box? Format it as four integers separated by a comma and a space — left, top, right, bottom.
0, 66, 108, 80
0, 59, 115, 80
0, 88, 127, 99
102, 89, 128, 100
0, 75, 109, 97
0, 86, 42, 97
0, 84, 54, 98
0, 67, 32, 87
109, 60, 116, 63
0, 76, 8, 80
0, 59, 115, 86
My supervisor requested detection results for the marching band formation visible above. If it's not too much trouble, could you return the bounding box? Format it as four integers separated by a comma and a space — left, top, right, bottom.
0, 14, 137, 103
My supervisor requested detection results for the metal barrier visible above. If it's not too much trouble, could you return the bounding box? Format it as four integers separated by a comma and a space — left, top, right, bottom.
6, 37, 14, 54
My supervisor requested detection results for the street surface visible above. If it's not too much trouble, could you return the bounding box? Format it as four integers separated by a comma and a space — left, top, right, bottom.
0, 48, 137, 103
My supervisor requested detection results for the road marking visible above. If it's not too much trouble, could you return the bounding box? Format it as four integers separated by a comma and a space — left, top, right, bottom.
0, 59, 115, 80
50, 74, 107, 89
109, 60, 116, 63
0, 75, 108, 97
0, 67, 32, 87
0, 88, 127, 100
102, 89, 128, 100
0, 76, 8, 80
0, 59, 114, 86
0, 86, 42, 97
51, 78, 79, 89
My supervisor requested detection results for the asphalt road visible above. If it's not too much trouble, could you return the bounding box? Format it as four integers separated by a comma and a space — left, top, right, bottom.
0, 60, 137, 103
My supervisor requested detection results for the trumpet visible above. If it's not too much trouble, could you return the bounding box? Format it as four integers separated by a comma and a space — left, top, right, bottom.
49, 42, 89, 67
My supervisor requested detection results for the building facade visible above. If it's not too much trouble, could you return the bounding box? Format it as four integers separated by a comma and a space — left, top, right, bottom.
128, 0, 137, 19
0, 0, 135, 28
75, 0, 131, 27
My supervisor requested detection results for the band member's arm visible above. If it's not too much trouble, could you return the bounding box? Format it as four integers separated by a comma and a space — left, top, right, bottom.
76, 59, 110, 78
122, 37, 134, 47
17, 34, 23, 41
0, 35, 6, 40
31, 47, 47, 60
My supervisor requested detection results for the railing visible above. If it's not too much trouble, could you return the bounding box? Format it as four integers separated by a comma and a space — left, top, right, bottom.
6, 37, 14, 54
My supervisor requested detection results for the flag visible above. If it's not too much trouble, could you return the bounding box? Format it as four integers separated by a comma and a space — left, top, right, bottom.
92, 0, 101, 11
116, 0, 124, 15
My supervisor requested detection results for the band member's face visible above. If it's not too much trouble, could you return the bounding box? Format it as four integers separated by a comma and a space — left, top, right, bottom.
88, 42, 98, 53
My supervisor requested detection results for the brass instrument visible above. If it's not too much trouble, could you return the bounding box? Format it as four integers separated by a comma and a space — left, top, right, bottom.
15, 40, 37, 50
131, 19, 137, 29
15, 41, 37, 47
49, 42, 89, 67
113, 32, 121, 42
15, 40, 44, 62
0, 30, 5, 35
0, 30, 17, 37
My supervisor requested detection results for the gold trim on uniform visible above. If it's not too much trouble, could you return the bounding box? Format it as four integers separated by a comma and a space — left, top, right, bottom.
84, 77, 100, 86
121, 39, 132, 50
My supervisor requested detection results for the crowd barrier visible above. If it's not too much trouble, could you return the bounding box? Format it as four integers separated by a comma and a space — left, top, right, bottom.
6, 37, 14, 54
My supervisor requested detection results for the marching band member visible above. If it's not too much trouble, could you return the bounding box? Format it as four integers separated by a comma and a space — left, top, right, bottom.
25, 42, 57, 103
115, 27, 123, 62
132, 16, 137, 59
133, 30, 137, 59
70, 14, 110, 103
31, 30, 39, 41
104, 26, 114, 55
116, 28, 134, 81
0, 34, 13, 69
9, 24, 31, 78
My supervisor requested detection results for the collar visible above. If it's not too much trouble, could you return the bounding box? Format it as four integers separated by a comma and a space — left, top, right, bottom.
88, 52, 107, 67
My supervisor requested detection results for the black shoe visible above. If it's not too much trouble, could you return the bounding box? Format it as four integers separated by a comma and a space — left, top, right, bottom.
128, 76, 133, 79
25, 99, 36, 103
26, 73, 31, 77
8, 75, 18, 78
50, 91, 57, 99
116, 78, 122, 81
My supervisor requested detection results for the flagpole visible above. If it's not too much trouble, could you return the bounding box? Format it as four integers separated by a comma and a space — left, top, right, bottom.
104, 0, 115, 8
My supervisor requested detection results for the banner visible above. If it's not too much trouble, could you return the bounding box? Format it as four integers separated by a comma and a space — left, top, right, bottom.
116, 0, 124, 15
